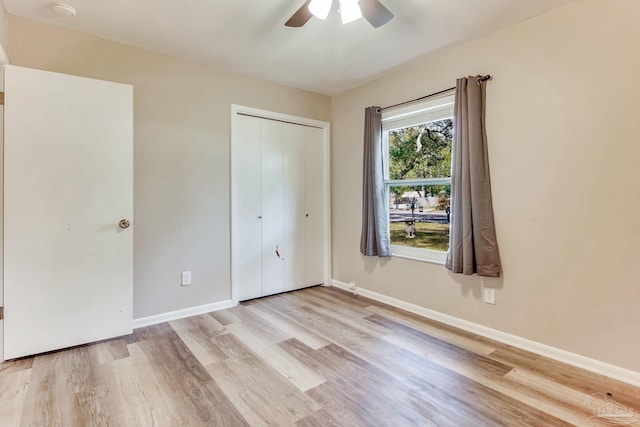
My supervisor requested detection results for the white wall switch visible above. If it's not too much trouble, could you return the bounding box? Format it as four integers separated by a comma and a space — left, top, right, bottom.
483, 287, 496, 305
181, 271, 192, 286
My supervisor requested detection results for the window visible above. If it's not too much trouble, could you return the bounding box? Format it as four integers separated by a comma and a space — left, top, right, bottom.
382, 94, 454, 263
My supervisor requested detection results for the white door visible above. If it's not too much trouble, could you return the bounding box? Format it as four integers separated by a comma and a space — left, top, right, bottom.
3, 65, 133, 359
231, 114, 263, 301
261, 120, 286, 296
231, 105, 330, 303
282, 124, 306, 292
304, 126, 325, 286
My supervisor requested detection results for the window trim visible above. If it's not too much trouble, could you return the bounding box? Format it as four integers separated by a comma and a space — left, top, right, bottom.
382, 94, 454, 264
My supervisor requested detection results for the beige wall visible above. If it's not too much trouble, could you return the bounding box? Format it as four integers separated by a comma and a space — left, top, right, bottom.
0, 2, 8, 62
331, 0, 640, 372
7, 16, 330, 319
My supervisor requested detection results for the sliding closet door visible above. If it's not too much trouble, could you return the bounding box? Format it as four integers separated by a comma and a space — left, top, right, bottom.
304, 126, 326, 286
231, 115, 263, 301
261, 120, 286, 296
282, 124, 306, 291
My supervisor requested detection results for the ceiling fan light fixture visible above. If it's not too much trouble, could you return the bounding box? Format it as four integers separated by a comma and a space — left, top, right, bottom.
308, 0, 332, 20
339, 0, 362, 24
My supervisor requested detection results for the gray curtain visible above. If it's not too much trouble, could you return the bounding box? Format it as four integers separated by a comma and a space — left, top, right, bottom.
445, 77, 501, 277
360, 106, 391, 257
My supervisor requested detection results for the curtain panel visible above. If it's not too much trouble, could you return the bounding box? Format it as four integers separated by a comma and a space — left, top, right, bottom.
360, 106, 391, 257
445, 76, 501, 277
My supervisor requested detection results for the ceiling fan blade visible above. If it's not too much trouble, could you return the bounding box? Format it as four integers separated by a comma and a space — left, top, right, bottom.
285, 0, 313, 27
359, 0, 394, 28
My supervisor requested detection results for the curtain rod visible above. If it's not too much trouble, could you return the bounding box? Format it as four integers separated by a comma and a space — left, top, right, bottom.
377, 74, 491, 114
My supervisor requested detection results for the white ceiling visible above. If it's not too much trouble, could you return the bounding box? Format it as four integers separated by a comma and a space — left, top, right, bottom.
2, 0, 576, 95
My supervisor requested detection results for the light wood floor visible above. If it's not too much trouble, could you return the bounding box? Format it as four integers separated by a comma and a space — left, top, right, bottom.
1, 286, 639, 426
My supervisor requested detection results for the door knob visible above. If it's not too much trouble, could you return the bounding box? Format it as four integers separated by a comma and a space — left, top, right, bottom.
119, 219, 131, 229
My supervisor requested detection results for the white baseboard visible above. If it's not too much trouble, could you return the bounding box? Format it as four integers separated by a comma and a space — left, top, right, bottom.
331, 279, 640, 388
133, 300, 234, 329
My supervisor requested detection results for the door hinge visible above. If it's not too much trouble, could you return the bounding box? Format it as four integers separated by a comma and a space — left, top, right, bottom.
0, 307, 3, 320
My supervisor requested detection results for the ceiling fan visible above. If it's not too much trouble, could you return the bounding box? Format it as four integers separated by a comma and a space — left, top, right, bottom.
285, 0, 394, 28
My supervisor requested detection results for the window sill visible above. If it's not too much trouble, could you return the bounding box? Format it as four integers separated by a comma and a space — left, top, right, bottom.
392, 252, 446, 265
390, 244, 447, 265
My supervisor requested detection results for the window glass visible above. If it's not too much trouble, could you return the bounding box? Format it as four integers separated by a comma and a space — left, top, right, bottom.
382, 95, 454, 262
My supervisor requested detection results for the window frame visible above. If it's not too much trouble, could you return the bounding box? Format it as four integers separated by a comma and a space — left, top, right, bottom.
381, 93, 455, 264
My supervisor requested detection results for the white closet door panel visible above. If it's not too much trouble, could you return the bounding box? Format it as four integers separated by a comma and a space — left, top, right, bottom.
283, 125, 306, 291
232, 115, 263, 301
3, 65, 133, 359
261, 120, 286, 296
305, 127, 326, 286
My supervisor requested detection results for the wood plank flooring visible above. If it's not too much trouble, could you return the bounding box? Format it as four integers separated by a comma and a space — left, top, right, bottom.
1, 286, 639, 426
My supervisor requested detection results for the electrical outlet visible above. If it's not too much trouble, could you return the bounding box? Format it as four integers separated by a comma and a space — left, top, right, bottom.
483, 287, 495, 305
181, 271, 192, 286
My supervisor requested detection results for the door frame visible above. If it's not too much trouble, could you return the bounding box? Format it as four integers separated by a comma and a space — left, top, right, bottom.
230, 104, 331, 305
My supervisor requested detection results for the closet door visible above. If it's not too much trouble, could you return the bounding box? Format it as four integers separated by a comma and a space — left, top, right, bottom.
231, 105, 329, 302
232, 115, 263, 301
304, 127, 326, 286
282, 124, 306, 291
261, 120, 286, 296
